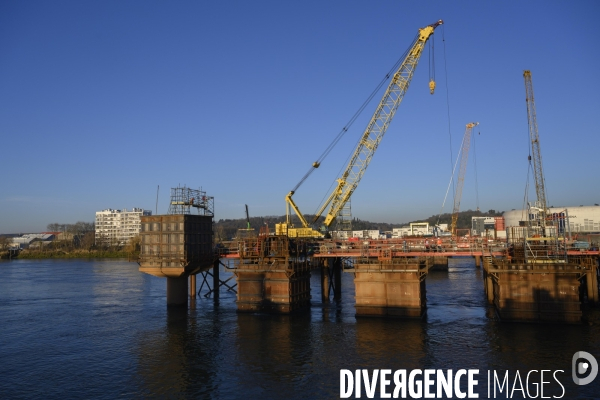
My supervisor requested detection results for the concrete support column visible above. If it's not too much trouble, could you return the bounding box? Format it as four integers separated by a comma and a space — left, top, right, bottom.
321, 259, 330, 302
189, 274, 196, 298
587, 265, 598, 305
486, 273, 494, 304
213, 259, 220, 301
474, 255, 481, 268
334, 257, 342, 301
431, 256, 449, 271
167, 277, 188, 307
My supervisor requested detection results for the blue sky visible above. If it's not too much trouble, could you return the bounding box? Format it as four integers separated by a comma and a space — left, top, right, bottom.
1, 1, 599, 233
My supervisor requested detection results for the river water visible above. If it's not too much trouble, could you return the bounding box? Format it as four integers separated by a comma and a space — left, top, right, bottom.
0, 258, 599, 399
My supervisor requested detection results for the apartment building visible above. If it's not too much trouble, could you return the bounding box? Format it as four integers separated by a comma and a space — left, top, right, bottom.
95, 208, 152, 245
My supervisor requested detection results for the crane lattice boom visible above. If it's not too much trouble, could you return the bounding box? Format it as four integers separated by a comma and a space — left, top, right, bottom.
524, 70, 548, 227
450, 122, 479, 235
316, 20, 443, 227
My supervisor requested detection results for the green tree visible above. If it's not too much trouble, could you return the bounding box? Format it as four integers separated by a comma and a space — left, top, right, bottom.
0, 236, 12, 250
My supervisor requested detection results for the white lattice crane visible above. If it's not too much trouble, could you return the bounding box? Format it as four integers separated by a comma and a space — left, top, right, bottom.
450, 122, 479, 236
523, 70, 549, 230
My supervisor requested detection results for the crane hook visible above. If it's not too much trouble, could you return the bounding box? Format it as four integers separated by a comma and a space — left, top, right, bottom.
429, 79, 436, 95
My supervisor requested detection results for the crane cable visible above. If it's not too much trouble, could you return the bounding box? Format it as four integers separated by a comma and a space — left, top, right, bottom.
436, 25, 455, 226
473, 129, 480, 211
290, 34, 420, 194
438, 132, 465, 223
313, 33, 426, 217
522, 163, 532, 224
522, 121, 534, 223
429, 30, 435, 85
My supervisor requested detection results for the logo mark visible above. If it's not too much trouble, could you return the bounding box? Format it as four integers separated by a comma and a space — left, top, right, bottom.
572, 351, 598, 385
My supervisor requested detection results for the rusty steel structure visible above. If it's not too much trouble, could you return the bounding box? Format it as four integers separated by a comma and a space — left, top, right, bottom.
138, 186, 217, 306
234, 233, 312, 313
480, 227, 599, 323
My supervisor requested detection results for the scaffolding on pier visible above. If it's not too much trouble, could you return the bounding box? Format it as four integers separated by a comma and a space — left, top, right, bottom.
168, 186, 214, 216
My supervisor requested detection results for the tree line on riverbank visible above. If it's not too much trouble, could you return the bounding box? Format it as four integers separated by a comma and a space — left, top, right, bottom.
0, 221, 141, 260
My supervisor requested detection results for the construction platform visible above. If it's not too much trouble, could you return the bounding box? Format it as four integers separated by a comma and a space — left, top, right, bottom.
140, 218, 599, 323
220, 235, 599, 322
482, 232, 599, 324
225, 236, 470, 318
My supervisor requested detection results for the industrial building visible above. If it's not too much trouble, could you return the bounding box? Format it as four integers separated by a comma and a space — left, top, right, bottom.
95, 208, 152, 245
471, 217, 498, 236
10, 233, 56, 249
503, 205, 600, 233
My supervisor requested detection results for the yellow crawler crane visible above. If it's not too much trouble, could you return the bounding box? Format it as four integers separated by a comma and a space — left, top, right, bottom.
280, 20, 443, 238
450, 122, 479, 236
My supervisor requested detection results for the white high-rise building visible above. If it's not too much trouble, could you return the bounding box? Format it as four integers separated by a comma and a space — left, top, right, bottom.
95, 208, 152, 245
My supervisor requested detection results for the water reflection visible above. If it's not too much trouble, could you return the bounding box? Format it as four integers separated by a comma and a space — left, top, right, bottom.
1, 259, 599, 399
355, 318, 427, 370
234, 313, 314, 384
136, 307, 220, 398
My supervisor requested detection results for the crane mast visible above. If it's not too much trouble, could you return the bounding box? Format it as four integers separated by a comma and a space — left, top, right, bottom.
523, 70, 548, 228
245, 204, 251, 229
450, 122, 479, 236
292, 19, 442, 231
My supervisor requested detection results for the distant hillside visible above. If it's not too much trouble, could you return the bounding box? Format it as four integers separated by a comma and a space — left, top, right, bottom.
410, 209, 504, 229
214, 209, 504, 241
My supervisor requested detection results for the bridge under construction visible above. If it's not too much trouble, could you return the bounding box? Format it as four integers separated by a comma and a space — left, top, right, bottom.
138, 198, 599, 324
137, 22, 599, 324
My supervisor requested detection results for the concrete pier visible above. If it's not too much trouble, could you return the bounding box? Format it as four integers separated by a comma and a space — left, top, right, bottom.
233, 235, 311, 313
235, 269, 311, 313
482, 255, 597, 323
351, 258, 428, 318
430, 256, 449, 271
167, 277, 188, 307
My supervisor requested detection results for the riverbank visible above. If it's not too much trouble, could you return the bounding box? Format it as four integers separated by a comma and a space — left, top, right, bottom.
5, 249, 139, 260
